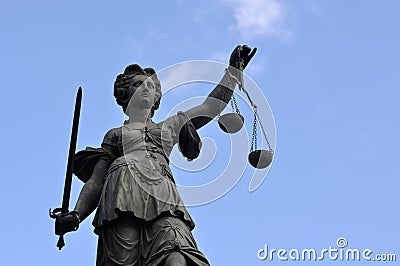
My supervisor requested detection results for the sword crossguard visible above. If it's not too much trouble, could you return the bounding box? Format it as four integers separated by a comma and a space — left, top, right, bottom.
49, 207, 66, 219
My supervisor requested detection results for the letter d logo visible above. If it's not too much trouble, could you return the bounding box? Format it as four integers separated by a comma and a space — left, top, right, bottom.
257, 244, 268, 260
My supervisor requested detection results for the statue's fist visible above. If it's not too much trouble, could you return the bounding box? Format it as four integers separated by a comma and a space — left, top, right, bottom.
229, 45, 257, 70
55, 211, 80, 236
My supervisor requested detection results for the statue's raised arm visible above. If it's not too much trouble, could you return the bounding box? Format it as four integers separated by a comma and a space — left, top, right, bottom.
185, 45, 257, 129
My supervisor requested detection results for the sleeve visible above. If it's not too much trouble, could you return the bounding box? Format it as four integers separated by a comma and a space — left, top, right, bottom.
100, 127, 121, 161
163, 114, 182, 145
166, 111, 202, 161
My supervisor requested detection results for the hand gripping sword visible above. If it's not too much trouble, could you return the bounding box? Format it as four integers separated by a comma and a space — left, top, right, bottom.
49, 87, 82, 250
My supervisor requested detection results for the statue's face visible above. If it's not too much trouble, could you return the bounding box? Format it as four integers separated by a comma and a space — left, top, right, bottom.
126, 74, 157, 112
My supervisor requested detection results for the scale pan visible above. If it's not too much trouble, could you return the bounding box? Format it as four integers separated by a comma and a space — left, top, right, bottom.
248, 149, 273, 169
218, 113, 244, 133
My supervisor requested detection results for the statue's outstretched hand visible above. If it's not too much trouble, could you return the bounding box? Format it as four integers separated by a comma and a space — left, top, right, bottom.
229, 45, 257, 70
55, 211, 80, 236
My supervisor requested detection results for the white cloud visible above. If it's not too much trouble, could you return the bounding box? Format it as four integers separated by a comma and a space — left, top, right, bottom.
221, 0, 290, 40
157, 61, 227, 94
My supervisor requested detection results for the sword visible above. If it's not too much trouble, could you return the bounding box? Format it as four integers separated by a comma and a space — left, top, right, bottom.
49, 87, 82, 250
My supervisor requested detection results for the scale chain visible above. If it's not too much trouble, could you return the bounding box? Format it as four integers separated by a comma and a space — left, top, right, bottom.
254, 107, 273, 153
230, 94, 235, 111
231, 94, 240, 115
250, 111, 258, 152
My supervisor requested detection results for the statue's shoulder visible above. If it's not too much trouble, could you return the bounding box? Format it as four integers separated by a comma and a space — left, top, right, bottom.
103, 127, 122, 145
105, 126, 122, 137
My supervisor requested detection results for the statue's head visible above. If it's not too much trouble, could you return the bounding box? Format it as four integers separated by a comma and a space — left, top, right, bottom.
113, 64, 162, 117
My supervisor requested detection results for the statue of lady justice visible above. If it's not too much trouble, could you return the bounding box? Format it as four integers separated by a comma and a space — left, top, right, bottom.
55, 45, 256, 265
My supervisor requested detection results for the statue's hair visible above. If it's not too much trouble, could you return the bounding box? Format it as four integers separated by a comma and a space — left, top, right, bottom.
113, 64, 162, 117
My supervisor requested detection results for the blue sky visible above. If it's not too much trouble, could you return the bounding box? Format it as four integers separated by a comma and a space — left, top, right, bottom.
1, 0, 399, 265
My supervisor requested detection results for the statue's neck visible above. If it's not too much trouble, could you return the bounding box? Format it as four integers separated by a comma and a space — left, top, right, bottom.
126, 107, 152, 124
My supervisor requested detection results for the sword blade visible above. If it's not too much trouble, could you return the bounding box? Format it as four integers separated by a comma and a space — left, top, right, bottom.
61, 87, 82, 214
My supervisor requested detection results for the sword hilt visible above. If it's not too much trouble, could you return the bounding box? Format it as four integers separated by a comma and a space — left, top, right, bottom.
49, 208, 67, 250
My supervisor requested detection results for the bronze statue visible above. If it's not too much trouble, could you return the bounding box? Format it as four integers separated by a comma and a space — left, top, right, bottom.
54, 45, 256, 265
